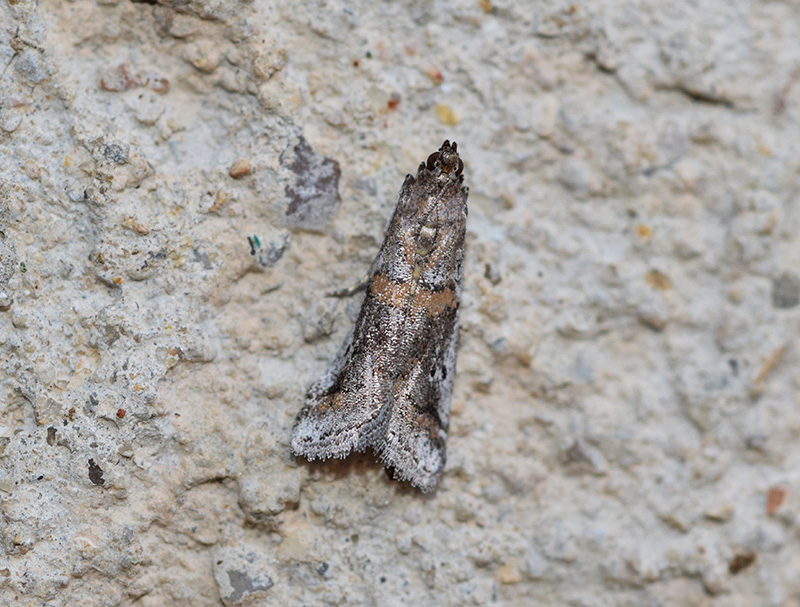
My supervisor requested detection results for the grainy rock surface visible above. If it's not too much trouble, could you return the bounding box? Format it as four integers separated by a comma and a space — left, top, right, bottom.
2, 1, 800, 606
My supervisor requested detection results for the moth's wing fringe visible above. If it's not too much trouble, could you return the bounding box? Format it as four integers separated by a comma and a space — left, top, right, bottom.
291, 318, 391, 461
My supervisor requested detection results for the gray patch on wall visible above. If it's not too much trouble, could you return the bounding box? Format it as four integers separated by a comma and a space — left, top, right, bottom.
280, 134, 341, 231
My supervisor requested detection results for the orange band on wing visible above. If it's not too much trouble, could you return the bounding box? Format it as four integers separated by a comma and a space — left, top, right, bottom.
370, 273, 456, 316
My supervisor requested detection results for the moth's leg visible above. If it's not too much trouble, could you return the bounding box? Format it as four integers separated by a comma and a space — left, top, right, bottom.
326, 272, 370, 298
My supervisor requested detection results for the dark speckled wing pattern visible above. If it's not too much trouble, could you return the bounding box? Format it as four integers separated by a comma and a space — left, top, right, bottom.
291, 141, 468, 492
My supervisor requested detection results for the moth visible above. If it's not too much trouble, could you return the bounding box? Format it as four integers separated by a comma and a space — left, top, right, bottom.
291, 141, 468, 492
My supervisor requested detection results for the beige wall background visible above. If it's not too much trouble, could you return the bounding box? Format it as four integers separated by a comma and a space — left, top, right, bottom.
1, 0, 799, 605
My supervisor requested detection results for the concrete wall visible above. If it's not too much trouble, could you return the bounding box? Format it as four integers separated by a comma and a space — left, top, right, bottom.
1, 1, 799, 605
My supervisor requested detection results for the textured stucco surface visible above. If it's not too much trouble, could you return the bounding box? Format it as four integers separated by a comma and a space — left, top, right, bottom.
2, 1, 800, 605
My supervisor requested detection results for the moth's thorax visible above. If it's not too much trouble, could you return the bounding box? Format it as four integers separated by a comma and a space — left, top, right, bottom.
379, 166, 467, 290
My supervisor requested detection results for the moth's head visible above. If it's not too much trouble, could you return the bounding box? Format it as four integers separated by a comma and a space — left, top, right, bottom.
407, 139, 468, 226
425, 140, 464, 182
